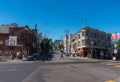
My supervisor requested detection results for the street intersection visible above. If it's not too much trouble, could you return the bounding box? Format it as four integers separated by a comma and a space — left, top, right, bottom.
1, 53, 120, 82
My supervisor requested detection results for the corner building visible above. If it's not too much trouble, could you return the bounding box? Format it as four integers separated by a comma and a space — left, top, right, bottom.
72, 26, 112, 58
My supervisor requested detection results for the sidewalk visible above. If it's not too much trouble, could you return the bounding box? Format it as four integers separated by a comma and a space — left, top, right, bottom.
69, 56, 120, 63
6, 59, 23, 63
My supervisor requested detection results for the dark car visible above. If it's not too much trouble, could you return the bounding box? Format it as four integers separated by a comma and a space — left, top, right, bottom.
38, 52, 53, 61
24, 55, 36, 61
0, 57, 6, 62
24, 53, 40, 61
24, 52, 53, 61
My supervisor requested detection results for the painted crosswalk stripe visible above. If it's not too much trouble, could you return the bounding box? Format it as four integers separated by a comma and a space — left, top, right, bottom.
105, 80, 114, 82
114, 65, 120, 68
106, 63, 115, 66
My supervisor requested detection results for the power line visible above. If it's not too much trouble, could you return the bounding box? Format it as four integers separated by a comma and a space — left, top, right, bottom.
32, 0, 77, 19
21, 0, 80, 22
63, 0, 119, 27
21, 0, 118, 27
85, 0, 118, 20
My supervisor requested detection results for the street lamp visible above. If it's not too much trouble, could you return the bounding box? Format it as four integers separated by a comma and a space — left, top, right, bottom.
91, 41, 94, 58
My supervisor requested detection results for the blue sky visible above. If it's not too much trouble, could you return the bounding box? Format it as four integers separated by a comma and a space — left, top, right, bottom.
0, 0, 120, 41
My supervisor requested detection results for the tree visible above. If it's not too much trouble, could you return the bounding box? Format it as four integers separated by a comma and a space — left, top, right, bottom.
117, 40, 120, 49
58, 43, 64, 50
40, 38, 51, 53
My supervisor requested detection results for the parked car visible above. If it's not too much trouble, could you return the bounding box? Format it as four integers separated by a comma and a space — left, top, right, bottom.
0, 57, 6, 62
23, 52, 53, 61
23, 53, 40, 61
27, 55, 37, 61
38, 52, 54, 61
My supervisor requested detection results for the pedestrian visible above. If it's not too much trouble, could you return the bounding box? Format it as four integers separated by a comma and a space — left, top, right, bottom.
60, 50, 64, 58
16, 51, 19, 59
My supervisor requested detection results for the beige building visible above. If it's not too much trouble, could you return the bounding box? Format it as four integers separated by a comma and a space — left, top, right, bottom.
64, 34, 73, 55
54, 40, 63, 51
71, 26, 112, 58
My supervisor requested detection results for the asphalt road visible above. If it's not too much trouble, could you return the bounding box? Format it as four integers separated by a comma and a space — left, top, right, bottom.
0, 61, 44, 82
22, 60, 120, 82
0, 52, 120, 82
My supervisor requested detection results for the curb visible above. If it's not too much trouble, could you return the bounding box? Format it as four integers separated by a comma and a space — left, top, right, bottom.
6, 59, 23, 63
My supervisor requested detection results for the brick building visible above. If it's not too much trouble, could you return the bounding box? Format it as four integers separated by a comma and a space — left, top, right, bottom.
0, 24, 39, 57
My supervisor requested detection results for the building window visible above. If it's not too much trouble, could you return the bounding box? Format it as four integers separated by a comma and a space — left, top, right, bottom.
91, 32, 93, 38
97, 34, 100, 40
108, 36, 111, 40
82, 40, 85, 45
11, 32, 15, 36
87, 40, 90, 46
82, 31, 85, 37
75, 35, 77, 40
94, 33, 97, 39
94, 41, 97, 46
98, 40, 100, 47
101, 35, 104, 40
78, 41, 80, 47
78, 34, 80, 38
86, 31, 89, 37
18, 32, 23, 39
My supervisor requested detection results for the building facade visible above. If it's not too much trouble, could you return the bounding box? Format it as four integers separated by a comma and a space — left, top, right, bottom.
65, 26, 112, 58
64, 34, 73, 55
54, 40, 63, 51
0, 24, 40, 57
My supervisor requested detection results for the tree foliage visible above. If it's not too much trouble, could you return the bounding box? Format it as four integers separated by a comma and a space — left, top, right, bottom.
58, 44, 64, 50
40, 38, 51, 53
117, 40, 120, 49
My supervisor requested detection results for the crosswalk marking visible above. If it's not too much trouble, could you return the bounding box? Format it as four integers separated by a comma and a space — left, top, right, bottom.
106, 63, 115, 66
102, 62, 120, 68
105, 77, 120, 82
105, 80, 114, 82
114, 65, 120, 68
105, 80, 115, 82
